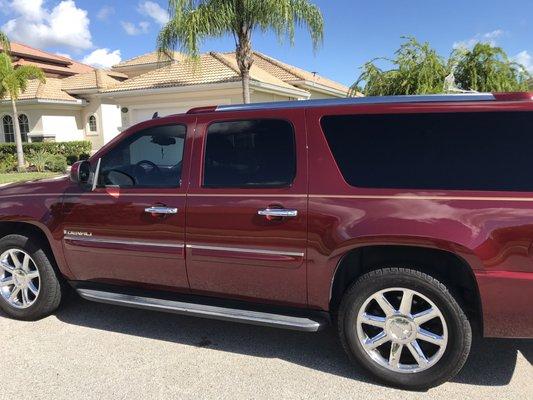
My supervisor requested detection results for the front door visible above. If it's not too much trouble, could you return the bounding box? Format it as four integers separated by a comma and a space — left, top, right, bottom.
61, 117, 194, 291
186, 110, 308, 306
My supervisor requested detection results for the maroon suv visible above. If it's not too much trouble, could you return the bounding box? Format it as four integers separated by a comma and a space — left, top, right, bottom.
1, 93, 532, 389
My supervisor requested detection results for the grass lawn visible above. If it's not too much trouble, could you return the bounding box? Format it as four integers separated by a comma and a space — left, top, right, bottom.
0, 172, 63, 185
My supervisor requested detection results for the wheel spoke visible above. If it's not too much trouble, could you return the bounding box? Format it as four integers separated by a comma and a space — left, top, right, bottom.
21, 288, 30, 306
9, 251, 21, 268
0, 277, 14, 287
0, 260, 14, 273
389, 342, 403, 368
364, 330, 390, 349
360, 313, 386, 328
407, 340, 429, 367
26, 271, 39, 280
374, 293, 396, 317
399, 289, 414, 315
417, 328, 445, 346
27, 281, 39, 296
8, 287, 21, 303
413, 307, 439, 325
22, 254, 31, 272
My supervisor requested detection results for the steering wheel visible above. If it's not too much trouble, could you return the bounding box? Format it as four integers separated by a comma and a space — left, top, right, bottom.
136, 160, 160, 174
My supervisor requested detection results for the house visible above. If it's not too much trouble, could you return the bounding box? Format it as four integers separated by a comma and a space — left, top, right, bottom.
0, 42, 351, 151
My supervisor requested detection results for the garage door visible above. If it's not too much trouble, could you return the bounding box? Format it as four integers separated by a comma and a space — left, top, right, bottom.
131, 106, 188, 125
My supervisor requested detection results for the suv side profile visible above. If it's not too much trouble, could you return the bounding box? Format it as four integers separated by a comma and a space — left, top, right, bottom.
1, 93, 532, 390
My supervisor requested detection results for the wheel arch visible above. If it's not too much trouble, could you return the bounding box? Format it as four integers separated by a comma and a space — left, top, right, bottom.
0, 220, 72, 280
329, 244, 483, 333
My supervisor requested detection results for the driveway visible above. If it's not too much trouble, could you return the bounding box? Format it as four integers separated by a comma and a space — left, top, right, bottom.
1, 296, 532, 400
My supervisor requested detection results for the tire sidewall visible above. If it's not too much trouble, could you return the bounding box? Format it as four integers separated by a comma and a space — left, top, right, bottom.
339, 269, 471, 389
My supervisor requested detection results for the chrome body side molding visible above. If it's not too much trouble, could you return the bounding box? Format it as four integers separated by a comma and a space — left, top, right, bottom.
63, 235, 184, 249
77, 288, 324, 332
186, 244, 304, 258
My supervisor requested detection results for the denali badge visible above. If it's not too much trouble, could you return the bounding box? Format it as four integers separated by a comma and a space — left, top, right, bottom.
64, 230, 93, 237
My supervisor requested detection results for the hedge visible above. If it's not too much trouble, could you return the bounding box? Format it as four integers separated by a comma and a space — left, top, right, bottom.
0, 141, 92, 165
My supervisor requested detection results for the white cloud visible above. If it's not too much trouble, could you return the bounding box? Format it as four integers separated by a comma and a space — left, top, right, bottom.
2, 0, 92, 50
514, 51, 533, 74
138, 1, 169, 26
97, 5, 114, 21
82, 48, 121, 68
55, 52, 71, 59
121, 20, 150, 35
453, 29, 505, 50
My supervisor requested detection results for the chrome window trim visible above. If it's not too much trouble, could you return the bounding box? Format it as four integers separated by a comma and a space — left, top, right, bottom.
186, 244, 304, 258
63, 235, 184, 249
216, 93, 497, 112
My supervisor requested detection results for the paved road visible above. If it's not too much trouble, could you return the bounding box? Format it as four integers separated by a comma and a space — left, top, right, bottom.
1, 297, 532, 400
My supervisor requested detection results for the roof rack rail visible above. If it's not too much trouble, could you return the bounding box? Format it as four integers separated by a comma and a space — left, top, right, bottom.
185, 92, 532, 115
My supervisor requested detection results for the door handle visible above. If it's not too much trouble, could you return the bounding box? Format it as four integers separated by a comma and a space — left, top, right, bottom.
144, 206, 178, 215
258, 208, 298, 218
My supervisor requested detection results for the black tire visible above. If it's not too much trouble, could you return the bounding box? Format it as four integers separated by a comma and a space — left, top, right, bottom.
338, 268, 472, 390
0, 234, 63, 320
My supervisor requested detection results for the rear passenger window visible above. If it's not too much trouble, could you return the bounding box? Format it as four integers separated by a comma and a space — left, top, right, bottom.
321, 111, 533, 192
203, 119, 296, 188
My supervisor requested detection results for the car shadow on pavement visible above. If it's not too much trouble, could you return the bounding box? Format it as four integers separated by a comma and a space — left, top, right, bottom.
30, 297, 533, 388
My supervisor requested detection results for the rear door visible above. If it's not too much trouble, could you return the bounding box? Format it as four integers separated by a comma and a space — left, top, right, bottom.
185, 109, 309, 306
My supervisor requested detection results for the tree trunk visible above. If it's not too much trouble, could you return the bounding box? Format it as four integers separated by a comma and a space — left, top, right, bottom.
11, 98, 25, 171
236, 30, 253, 104
241, 69, 251, 104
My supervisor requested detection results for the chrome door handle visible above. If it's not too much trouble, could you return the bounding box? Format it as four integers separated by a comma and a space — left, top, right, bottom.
258, 209, 298, 218
144, 206, 178, 215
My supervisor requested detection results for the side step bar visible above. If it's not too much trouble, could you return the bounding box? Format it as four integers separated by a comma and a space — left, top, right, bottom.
77, 288, 325, 332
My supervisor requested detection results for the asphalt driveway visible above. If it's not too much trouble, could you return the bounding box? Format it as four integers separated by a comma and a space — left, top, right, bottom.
1, 296, 532, 400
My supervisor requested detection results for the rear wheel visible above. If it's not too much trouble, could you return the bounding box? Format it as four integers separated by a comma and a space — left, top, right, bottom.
338, 268, 472, 390
0, 234, 63, 320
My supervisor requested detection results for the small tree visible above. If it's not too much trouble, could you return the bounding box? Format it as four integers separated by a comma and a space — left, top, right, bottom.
0, 31, 10, 53
452, 43, 530, 92
0, 53, 45, 171
158, 0, 324, 103
352, 37, 450, 96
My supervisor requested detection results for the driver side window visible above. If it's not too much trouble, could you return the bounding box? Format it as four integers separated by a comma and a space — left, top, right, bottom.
98, 124, 186, 188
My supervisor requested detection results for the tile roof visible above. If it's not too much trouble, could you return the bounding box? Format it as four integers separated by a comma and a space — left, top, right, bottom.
2, 42, 94, 76
247, 51, 350, 94
105, 52, 298, 93
113, 51, 183, 68
1, 78, 80, 103
62, 70, 127, 92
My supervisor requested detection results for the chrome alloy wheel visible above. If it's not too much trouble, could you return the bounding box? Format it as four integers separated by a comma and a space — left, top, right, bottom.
0, 249, 40, 309
356, 288, 448, 374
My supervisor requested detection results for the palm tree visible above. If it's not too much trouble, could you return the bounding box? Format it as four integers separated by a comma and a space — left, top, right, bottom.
0, 53, 45, 171
158, 0, 324, 103
0, 31, 10, 53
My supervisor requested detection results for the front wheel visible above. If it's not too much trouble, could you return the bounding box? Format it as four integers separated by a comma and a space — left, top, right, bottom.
0, 234, 63, 320
338, 268, 472, 390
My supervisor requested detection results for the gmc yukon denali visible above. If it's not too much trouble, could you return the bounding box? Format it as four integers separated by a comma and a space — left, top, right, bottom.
1, 93, 532, 389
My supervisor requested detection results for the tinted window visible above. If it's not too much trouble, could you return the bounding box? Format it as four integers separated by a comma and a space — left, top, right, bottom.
98, 124, 186, 188
203, 119, 296, 188
321, 112, 533, 192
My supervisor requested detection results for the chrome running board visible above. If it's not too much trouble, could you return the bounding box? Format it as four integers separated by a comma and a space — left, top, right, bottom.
77, 288, 324, 332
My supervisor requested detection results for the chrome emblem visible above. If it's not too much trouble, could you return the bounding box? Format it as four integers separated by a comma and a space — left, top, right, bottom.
64, 230, 93, 237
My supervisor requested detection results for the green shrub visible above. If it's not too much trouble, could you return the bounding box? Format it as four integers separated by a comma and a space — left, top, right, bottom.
66, 154, 79, 165
46, 154, 68, 173
28, 150, 49, 172
0, 153, 16, 173
0, 141, 92, 162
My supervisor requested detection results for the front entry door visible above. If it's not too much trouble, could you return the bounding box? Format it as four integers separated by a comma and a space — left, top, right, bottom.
186, 110, 309, 306
61, 117, 194, 291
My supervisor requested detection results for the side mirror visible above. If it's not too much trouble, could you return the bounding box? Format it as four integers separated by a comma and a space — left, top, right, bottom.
70, 160, 91, 185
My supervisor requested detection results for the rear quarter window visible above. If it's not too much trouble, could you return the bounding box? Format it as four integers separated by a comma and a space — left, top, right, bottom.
321, 111, 533, 192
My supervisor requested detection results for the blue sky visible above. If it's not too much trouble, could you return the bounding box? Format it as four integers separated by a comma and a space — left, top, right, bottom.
1, 0, 532, 86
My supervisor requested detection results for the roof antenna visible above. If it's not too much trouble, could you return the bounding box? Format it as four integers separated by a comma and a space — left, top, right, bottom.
152, 112, 159, 119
